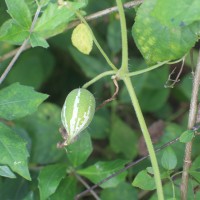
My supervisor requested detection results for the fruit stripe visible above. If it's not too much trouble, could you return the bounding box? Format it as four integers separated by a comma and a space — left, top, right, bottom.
61, 89, 92, 142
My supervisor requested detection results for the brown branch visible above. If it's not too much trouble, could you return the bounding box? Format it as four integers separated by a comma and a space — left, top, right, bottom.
0, 0, 143, 64
67, 0, 143, 29
180, 49, 200, 199
75, 136, 180, 199
73, 172, 101, 200
165, 57, 185, 88
0, 5, 42, 84
96, 77, 119, 111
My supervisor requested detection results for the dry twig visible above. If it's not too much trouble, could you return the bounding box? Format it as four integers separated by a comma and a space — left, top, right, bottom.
180, 49, 200, 199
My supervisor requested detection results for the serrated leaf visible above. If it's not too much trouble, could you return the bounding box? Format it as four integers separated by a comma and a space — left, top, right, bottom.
0, 123, 31, 180
0, 176, 30, 199
150, 178, 196, 200
23, 191, 34, 200
34, 2, 85, 38
38, 164, 67, 200
0, 165, 16, 178
100, 182, 138, 200
49, 176, 77, 200
167, 198, 177, 200
77, 159, 128, 188
161, 147, 177, 170
132, 0, 198, 65
138, 66, 170, 112
68, 46, 109, 78
132, 169, 156, 190
179, 130, 194, 143
189, 171, 200, 183
30, 32, 49, 48
190, 156, 200, 170
110, 117, 138, 159
25, 0, 37, 16
0, 19, 29, 45
152, 0, 200, 28
107, 20, 121, 54
5, 0, 32, 28
0, 83, 49, 120
5, 48, 55, 89
73, 0, 88, 8
89, 108, 109, 139
66, 131, 93, 167
17, 103, 65, 164
39, 0, 50, 7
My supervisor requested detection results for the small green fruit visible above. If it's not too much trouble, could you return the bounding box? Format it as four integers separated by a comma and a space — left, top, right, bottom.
61, 88, 95, 145
71, 23, 93, 55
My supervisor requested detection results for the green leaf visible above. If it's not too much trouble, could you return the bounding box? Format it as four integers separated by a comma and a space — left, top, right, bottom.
161, 147, 177, 170
0, 19, 29, 44
138, 66, 170, 112
66, 131, 93, 167
0, 123, 31, 180
0, 165, 16, 178
178, 74, 200, 101
34, 2, 84, 38
132, 169, 156, 190
39, 0, 50, 7
77, 159, 128, 188
73, 0, 88, 8
189, 171, 200, 184
155, 123, 185, 169
24, 0, 37, 16
150, 178, 196, 200
17, 103, 65, 164
89, 108, 109, 139
49, 176, 77, 200
132, 0, 198, 65
68, 46, 109, 78
190, 155, 200, 170
0, 176, 30, 199
179, 130, 194, 143
152, 0, 200, 28
0, 1, 9, 26
5, 48, 55, 89
5, 0, 32, 28
110, 117, 138, 159
23, 191, 34, 200
30, 32, 49, 48
167, 198, 177, 200
0, 83, 48, 120
38, 164, 67, 200
107, 20, 121, 54
100, 182, 138, 200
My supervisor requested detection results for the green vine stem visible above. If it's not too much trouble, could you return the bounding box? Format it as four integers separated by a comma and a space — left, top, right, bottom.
61, 0, 117, 71
116, 0, 164, 199
123, 78, 164, 200
169, 176, 176, 199
128, 61, 169, 77
82, 70, 115, 89
116, 1, 128, 74
82, 59, 186, 89
74, 11, 118, 71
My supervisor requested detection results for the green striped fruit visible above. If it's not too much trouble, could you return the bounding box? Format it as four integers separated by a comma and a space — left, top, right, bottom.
61, 88, 95, 145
